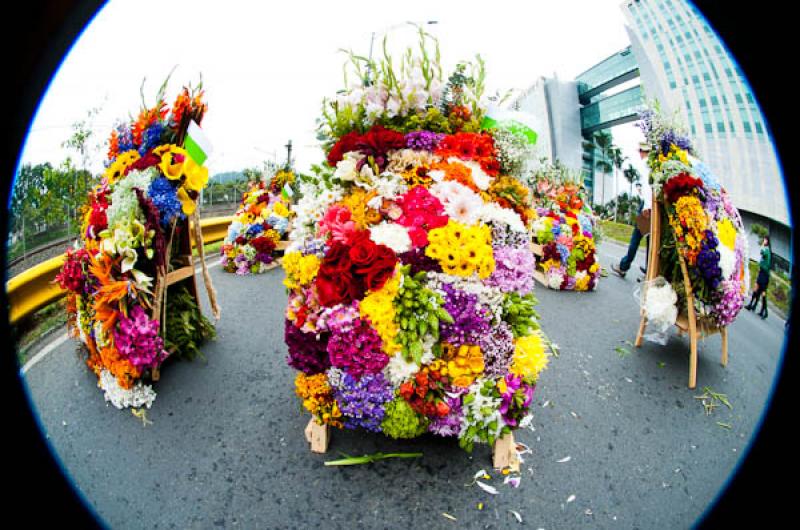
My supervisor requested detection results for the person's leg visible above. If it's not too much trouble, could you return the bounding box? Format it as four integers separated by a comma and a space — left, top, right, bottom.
759, 290, 768, 319
619, 228, 643, 272
746, 288, 760, 310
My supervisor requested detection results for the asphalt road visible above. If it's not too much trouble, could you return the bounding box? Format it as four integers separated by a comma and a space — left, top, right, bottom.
20, 241, 787, 529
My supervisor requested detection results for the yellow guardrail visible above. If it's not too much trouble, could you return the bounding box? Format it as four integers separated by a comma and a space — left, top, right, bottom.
6, 216, 233, 325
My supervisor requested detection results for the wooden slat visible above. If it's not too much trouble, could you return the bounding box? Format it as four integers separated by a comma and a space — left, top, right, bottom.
165, 265, 195, 286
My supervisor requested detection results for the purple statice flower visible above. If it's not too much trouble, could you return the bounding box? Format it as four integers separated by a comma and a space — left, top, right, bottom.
485, 246, 536, 294
320, 302, 360, 335
113, 305, 167, 371
499, 373, 535, 427
334, 372, 395, 432
556, 243, 570, 265
285, 320, 331, 374
714, 279, 744, 327
255, 252, 274, 264
327, 317, 388, 378
405, 130, 445, 151
429, 391, 467, 437
398, 247, 442, 275
697, 230, 722, 291
476, 321, 515, 377
439, 283, 492, 346
491, 224, 530, 250
659, 129, 693, 156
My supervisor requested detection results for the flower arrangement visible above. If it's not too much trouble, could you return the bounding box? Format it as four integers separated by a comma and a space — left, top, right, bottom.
283, 32, 551, 452
55, 78, 216, 408
529, 161, 600, 291
637, 105, 748, 327
220, 179, 292, 274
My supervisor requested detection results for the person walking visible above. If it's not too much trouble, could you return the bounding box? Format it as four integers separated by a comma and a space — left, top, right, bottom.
612, 143, 650, 279
745, 235, 772, 319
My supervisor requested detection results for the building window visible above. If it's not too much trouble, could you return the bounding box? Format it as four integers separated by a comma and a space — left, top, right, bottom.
704, 123, 713, 133
710, 95, 719, 106
729, 121, 735, 133
703, 72, 711, 81
717, 121, 725, 133
691, 124, 697, 135
746, 92, 755, 104
755, 122, 764, 134
692, 75, 700, 85
725, 68, 733, 78
669, 80, 677, 89
735, 93, 744, 104
698, 97, 707, 108
742, 121, 752, 133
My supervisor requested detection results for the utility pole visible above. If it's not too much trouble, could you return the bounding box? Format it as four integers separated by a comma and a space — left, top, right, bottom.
284, 139, 293, 169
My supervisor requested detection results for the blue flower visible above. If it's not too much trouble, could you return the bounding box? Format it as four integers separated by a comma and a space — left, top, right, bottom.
246, 224, 265, 238
116, 124, 135, 153
140, 122, 165, 154
147, 177, 184, 227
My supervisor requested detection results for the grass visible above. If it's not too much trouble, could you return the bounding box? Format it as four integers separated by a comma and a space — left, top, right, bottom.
598, 220, 646, 248
13, 298, 69, 366
192, 240, 224, 258
747, 260, 791, 316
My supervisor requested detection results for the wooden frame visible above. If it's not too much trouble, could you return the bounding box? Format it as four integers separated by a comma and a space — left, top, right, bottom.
150, 215, 202, 381
634, 193, 728, 389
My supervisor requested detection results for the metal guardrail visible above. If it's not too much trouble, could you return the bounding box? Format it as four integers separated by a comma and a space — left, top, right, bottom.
6, 216, 233, 325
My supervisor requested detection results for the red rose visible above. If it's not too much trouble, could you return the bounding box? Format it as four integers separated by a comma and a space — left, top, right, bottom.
315, 266, 353, 307
326, 130, 361, 167
357, 245, 397, 291
348, 233, 379, 266
322, 241, 352, 273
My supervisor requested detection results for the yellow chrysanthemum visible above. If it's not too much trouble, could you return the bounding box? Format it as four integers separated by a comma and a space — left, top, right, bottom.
103, 150, 140, 184
442, 343, 484, 388
360, 270, 401, 355
273, 202, 290, 218
511, 333, 549, 379
282, 252, 321, 290
717, 218, 737, 250
426, 220, 495, 279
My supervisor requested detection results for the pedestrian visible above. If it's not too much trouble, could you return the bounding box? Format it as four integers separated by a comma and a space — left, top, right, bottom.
745, 235, 772, 319
612, 143, 651, 279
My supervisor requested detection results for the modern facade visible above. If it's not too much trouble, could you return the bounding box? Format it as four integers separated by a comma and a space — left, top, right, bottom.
621, 0, 791, 267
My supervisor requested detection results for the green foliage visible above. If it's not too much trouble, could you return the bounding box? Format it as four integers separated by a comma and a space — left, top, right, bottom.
502, 292, 540, 338
163, 285, 216, 361
750, 222, 769, 240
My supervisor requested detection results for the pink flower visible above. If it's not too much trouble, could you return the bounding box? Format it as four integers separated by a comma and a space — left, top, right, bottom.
318, 204, 356, 244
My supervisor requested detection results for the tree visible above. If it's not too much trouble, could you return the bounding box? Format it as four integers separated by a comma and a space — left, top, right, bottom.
593, 131, 613, 208
609, 146, 625, 221
10, 163, 50, 237
623, 163, 641, 197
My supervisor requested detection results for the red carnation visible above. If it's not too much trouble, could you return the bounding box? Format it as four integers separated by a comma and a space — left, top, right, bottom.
663, 173, 704, 203
326, 130, 361, 167
315, 266, 353, 307
250, 235, 276, 255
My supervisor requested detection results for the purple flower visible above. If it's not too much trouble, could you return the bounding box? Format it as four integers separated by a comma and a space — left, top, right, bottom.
485, 246, 536, 294
255, 252, 274, 264
697, 230, 722, 291
477, 321, 515, 377
398, 247, 442, 275
429, 390, 466, 437
491, 224, 530, 250
439, 283, 492, 346
714, 279, 744, 327
405, 130, 445, 151
327, 317, 388, 378
334, 372, 394, 432
113, 305, 167, 371
499, 373, 535, 427
285, 320, 331, 374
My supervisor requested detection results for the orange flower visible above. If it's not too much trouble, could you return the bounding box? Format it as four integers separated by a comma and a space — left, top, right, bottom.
132, 101, 168, 147
431, 160, 480, 193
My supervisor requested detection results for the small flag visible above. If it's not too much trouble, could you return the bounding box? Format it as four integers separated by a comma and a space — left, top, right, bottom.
184, 120, 213, 165
281, 183, 294, 201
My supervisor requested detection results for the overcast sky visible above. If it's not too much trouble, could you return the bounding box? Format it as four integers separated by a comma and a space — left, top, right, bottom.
19, 0, 649, 190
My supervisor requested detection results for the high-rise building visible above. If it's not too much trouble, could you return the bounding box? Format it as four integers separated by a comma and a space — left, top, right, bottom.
621, 0, 790, 267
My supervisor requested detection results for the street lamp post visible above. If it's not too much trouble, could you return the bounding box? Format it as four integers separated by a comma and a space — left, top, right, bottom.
364, 20, 438, 86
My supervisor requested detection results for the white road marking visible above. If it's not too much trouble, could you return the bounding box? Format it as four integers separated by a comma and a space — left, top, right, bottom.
21, 332, 69, 375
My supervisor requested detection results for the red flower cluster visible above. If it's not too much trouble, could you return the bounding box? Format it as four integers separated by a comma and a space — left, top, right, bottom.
250, 235, 277, 254
326, 125, 406, 170
87, 189, 109, 238
55, 247, 89, 293
435, 132, 500, 176
315, 230, 397, 307
126, 150, 160, 175
395, 186, 448, 247
542, 242, 561, 263
399, 367, 451, 417
663, 173, 703, 203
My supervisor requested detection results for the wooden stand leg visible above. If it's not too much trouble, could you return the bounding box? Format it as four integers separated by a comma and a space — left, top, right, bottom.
304, 418, 330, 454
151, 366, 160, 381
720, 327, 728, 367
492, 432, 520, 472
688, 328, 698, 390
635, 314, 647, 347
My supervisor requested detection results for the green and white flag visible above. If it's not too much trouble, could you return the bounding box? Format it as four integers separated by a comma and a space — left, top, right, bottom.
481, 106, 539, 145
184, 120, 213, 165
281, 183, 294, 201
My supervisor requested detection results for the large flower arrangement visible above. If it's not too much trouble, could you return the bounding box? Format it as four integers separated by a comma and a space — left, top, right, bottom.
637, 105, 748, 327
283, 32, 551, 453
529, 162, 600, 291
220, 179, 292, 274
56, 80, 216, 408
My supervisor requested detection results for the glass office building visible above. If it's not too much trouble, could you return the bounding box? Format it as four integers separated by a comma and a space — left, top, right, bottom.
621, 0, 790, 266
